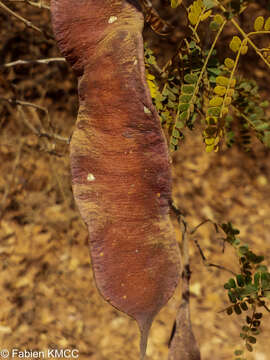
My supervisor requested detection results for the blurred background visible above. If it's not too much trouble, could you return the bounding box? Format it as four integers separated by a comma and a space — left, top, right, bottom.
0, 0, 270, 359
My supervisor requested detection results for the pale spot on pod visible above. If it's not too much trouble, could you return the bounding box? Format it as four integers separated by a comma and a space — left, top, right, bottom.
87, 173, 95, 182
108, 16, 118, 24
143, 106, 151, 114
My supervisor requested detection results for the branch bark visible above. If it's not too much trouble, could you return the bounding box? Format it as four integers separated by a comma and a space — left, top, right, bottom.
168, 213, 201, 360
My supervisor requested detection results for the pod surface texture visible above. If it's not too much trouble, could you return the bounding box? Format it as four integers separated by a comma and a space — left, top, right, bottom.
51, 0, 181, 357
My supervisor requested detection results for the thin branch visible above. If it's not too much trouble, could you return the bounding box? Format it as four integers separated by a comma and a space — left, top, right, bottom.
2, 57, 66, 68
215, 0, 270, 70
0, 0, 42, 33
0, 96, 52, 128
0, 97, 70, 144
38, 132, 70, 144
231, 21, 270, 70
193, 238, 237, 276
19, 106, 69, 144
170, 200, 186, 218
190, 219, 219, 235
9, 0, 50, 10
0, 1, 54, 39
168, 207, 201, 360
0, 96, 49, 113
261, 302, 270, 313
181, 219, 189, 270
17, 106, 66, 156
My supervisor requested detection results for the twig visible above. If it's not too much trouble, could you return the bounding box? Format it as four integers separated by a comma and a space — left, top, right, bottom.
0, 1, 54, 39
193, 238, 237, 276
190, 219, 219, 235
181, 219, 189, 271
0, 96, 53, 130
0, 96, 49, 113
169, 200, 186, 218
2, 57, 66, 68
215, 0, 270, 70
9, 0, 50, 10
0, 0, 42, 33
0, 97, 69, 144
17, 105, 69, 144
260, 301, 270, 313
17, 106, 67, 156
168, 207, 201, 360
38, 132, 70, 144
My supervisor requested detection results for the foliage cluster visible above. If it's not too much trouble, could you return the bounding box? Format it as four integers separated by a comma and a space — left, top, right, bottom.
221, 222, 270, 358
145, 0, 270, 153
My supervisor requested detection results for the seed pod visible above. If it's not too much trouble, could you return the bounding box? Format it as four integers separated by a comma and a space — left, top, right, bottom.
51, 1, 181, 358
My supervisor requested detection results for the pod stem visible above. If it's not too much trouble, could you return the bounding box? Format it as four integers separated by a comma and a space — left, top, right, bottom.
137, 315, 154, 360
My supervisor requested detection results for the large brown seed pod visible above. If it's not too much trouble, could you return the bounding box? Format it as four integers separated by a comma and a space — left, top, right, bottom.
51, 0, 181, 357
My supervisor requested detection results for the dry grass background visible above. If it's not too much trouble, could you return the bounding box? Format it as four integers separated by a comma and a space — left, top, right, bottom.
0, 1, 270, 359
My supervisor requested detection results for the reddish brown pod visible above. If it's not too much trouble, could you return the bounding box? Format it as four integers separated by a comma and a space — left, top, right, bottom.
51, 0, 181, 357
